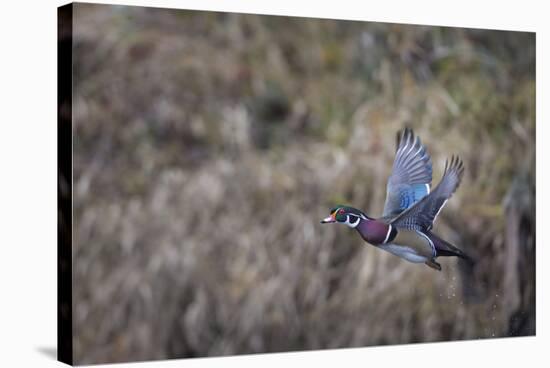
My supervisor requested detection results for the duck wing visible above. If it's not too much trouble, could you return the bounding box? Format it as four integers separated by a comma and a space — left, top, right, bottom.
389, 155, 464, 231
382, 128, 433, 217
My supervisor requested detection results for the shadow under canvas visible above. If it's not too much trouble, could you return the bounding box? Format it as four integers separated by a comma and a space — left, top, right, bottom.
37, 346, 57, 360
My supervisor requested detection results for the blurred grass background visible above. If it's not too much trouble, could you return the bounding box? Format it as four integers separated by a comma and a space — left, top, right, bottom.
70, 3, 535, 364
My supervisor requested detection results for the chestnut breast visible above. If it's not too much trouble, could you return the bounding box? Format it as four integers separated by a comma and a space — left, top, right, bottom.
356, 220, 392, 245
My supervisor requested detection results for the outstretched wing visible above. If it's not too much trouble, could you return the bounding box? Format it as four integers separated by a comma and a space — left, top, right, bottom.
390, 155, 464, 231
382, 128, 433, 217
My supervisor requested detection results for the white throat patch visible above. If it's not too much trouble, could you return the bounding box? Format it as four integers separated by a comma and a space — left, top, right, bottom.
344, 215, 362, 228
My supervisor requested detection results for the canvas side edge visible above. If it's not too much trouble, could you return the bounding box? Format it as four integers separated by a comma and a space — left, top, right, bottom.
58, 3, 74, 366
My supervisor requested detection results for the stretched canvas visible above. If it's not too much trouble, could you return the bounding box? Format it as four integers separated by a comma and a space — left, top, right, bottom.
58, 2, 536, 365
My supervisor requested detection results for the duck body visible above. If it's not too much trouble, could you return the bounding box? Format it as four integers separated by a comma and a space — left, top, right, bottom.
353, 218, 430, 262
350, 215, 466, 269
321, 128, 471, 271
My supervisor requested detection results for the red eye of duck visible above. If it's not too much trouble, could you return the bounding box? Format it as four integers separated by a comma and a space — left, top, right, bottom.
338, 209, 345, 215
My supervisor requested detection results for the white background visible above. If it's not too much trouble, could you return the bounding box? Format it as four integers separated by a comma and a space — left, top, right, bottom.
0, 0, 547, 367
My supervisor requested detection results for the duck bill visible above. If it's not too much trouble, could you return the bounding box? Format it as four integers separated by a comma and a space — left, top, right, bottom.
320, 216, 336, 224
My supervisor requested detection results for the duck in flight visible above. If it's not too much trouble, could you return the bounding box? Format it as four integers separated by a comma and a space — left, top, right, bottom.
321, 128, 471, 271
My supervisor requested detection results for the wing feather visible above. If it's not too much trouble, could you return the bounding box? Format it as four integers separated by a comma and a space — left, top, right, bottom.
382, 128, 433, 217
390, 155, 465, 231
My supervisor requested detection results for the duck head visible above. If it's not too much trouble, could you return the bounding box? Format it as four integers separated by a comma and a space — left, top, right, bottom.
320, 205, 369, 228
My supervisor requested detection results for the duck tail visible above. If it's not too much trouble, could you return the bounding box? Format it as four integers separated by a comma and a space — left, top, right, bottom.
427, 231, 474, 265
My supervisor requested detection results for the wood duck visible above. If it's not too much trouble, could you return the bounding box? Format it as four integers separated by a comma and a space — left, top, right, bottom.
321, 128, 471, 271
